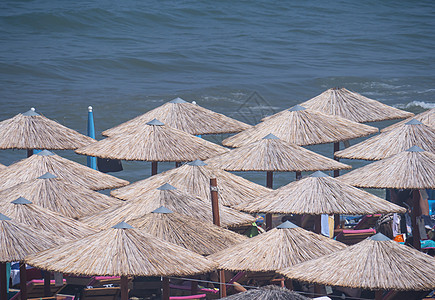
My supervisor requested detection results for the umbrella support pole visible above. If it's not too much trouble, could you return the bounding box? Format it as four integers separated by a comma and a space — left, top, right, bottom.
375, 290, 383, 300
210, 178, 220, 227
313, 284, 322, 297
284, 279, 293, 290
27, 149, 33, 158
162, 277, 170, 300
266, 171, 273, 188
190, 279, 198, 295
411, 190, 422, 251
43, 271, 51, 297
265, 213, 273, 231
151, 162, 158, 176
120, 275, 128, 300
0, 263, 7, 300
314, 215, 322, 234
333, 142, 340, 178
175, 162, 182, 168
219, 270, 226, 298
334, 214, 341, 234
295, 171, 302, 180
19, 262, 27, 300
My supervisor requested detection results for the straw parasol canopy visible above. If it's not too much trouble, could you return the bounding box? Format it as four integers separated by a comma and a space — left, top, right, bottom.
208, 221, 346, 272
1, 197, 99, 240
0, 163, 5, 169
207, 134, 351, 172
0, 108, 95, 150
83, 184, 255, 229
76, 119, 228, 162
221, 285, 310, 300
25, 221, 216, 277
111, 160, 271, 207
0, 213, 66, 262
382, 108, 434, 132
335, 119, 435, 161
233, 171, 406, 215
102, 97, 251, 137
222, 105, 378, 148
0, 150, 129, 191
338, 146, 435, 189
0, 172, 123, 219
279, 233, 435, 291
128, 206, 247, 255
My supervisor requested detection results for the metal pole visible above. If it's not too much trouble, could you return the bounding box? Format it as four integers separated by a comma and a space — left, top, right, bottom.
333, 142, 340, 178
43, 271, 51, 297
19, 262, 27, 300
210, 178, 220, 227
121, 275, 128, 300
0, 263, 7, 300
162, 277, 170, 300
151, 162, 158, 176
411, 190, 422, 251
87, 106, 97, 170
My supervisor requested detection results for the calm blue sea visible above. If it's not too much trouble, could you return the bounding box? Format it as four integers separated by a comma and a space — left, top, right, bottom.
0, 0, 434, 189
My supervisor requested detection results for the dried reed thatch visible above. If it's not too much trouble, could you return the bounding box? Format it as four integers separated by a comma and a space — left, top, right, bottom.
0, 213, 65, 262
279, 233, 435, 291
128, 206, 247, 255
335, 120, 435, 160
0, 150, 128, 191
76, 119, 228, 161
208, 221, 346, 272
0, 108, 95, 150
1, 197, 99, 240
221, 285, 309, 300
111, 160, 270, 207
102, 97, 251, 137
207, 134, 351, 172
223, 105, 378, 148
25, 221, 216, 277
0, 163, 5, 169
382, 108, 434, 132
83, 184, 255, 229
0, 172, 123, 219
338, 146, 435, 189
234, 171, 406, 215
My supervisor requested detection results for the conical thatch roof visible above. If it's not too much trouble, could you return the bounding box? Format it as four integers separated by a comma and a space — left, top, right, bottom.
0, 163, 5, 169
25, 221, 216, 277
0, 150, 128, 191
208, 221, 346, 272
222, 106, 378, 148
338, 146, 435, 189
0, 213, 65, 262
382, 108, 434, 132
335, 120, 435, 160
221, 285, 309, 300
279, 233, 435, 291
1, 197, 99, 240
207, 134, 351, 172
0, 108, 95, 150
102, 97, 251, 137
111, 160, 270, 207
233, 171, 406, 215
0, 173, 123, 219
76, 119, 228, 161
83, 184, 255, 229
128, 207, 247, 255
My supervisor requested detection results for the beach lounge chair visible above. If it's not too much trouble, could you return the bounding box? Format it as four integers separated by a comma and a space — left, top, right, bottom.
80, 286, 120, 300
10, 279, 66, 300
335, 229, 376, 245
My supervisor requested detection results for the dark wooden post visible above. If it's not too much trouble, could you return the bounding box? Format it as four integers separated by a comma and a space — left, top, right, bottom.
120, 275, 128, 300
411, 190, 422, 251
314, 284, 322, 297
265, 171, 274, 230
333, 142, 340, 178
175, 162, 182, 168
0, 263, 7, 300
219, 270, 226, 298
43, 271, 51, 297
151, 161, 158, 176
27, 149, 33, 158
162, 277, 170, 300
375, 290, 383, 300
19, 262, 27, 300
295, 171, 302, 180
314, 215, 322, 234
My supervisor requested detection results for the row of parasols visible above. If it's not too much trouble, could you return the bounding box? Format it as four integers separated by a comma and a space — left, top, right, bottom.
0, 87, 434, 300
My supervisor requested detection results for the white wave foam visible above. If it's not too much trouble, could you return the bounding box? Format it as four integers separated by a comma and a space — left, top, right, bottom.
395, 101, 435, 109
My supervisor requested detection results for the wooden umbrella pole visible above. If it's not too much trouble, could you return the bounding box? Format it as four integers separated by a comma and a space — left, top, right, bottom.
314, 215, 322, 234
27, 149, 33, 158
43, 271, 51, 297
333, 142, 340, 178
411, 190, 422, 251
375, 290, 383, 300
19, 262, 27, 300
219, 270, 227, 298
175, 162, 182, 168
266, 171, 273, 230
210, 178, 220, 227
0, 263, 7, 300
151, 161, 158, 176
121, 275, 128, 300
265, 213, 273, 231
295, 171, 302, 180
162, 277, 170, 300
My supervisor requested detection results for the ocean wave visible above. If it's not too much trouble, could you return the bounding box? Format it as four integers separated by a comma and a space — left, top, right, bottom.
395, 101, 435, 110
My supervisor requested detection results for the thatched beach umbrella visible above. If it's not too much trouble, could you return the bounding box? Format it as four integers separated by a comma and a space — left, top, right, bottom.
0, 213, 65, 300
221, 285, 309, 300
279, 233, 435, 296
128, 206, 247, 255
76, 119, 228, 175
0, 172, 123, 219
83, 184, 255, 229
234, 171, 406, 216
25, 221, 216, 300
111, 160, 270, 207
208, 221, 346, 273
0, 108, 94, 156
382, 108, 434, 132
0, 163, 5, 169
1, 197, 98, 240
222, 105, 378, 148
102, 97, 251, 137
0, 150, 129, 191
335, 119, 435, 161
